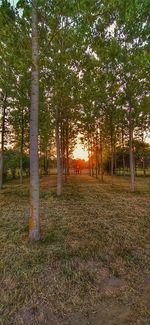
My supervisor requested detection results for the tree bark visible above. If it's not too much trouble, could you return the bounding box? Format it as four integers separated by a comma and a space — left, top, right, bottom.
122, 152, 126, 177
66, 125, 70, 176
0, 151, 3, 189
142, 136, 146, 177
56, 119, 62, 196
110, 132, 114, 185
29, 0, 40, 241
88, 135, 91, 176
20, 107, 24, 184
121, 127, 126, 176
111, 147, 114, 184
114, 143, 117, 175
95, 131, 98, 179
99, 127, 103, 182
129, 105, 135, 192
91, 137, 94, 176
0, 95, 6, 190
44, 150, 48, 175
20, 149, 23, 184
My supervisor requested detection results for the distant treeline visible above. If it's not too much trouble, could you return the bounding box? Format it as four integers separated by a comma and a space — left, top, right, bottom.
3, 149, 55, 181
3, 140, 150, 181
106, 140, 150, 176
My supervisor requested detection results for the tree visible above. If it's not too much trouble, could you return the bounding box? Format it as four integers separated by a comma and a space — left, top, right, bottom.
0, 0, 16, 189
29, 0, 40, 241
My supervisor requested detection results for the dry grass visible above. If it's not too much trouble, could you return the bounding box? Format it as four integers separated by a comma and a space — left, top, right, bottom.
0, 174, 150, 324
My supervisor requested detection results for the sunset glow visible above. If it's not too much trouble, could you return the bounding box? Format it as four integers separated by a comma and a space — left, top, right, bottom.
73, 143, 88, 161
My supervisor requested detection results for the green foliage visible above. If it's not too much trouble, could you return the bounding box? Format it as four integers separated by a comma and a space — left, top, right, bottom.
3, 149, 29, 179
0, 0, 149, 179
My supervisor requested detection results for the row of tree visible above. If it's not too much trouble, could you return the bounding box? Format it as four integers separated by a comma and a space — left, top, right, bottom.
2, 139, 150, 181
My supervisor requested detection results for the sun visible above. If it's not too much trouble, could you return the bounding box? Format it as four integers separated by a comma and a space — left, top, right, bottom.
73, 143, 88, 161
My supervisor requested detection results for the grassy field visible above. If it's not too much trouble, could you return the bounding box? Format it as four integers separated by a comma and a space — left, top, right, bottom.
0, 175, 150, 324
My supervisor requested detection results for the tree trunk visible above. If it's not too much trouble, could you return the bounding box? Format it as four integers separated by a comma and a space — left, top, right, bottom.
129, 105, 135, 192
122, 152, 126, 177
20, 108, 24, 184
100, 148, 103, 182
0, 95, 6, 190
45, 150, 48, 175
99, 128, 103, 182
61, 124, 64, 174
114, 144, 117, 175
95, 132, 98, 179
29, 0, 40, 241
110, 134, 114, 185
66, 144, 69, 176
111, 148, 114, 184
88, 152, 91, 176
88, 135, 91, 176
56, 117, 62, 196
110, 117, 114, 184
0, 151, 3, 189
91, 138, 94, 176
143, 156, 146, 177
135, 159, 137, 177
66, 125, 70, 176
20, 149, 23, 184
142, 136, 146, 178
121, 127, 125, 176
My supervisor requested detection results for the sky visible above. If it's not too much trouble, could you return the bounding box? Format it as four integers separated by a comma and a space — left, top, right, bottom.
73, 142, 88, 161
10, 0, 18, 6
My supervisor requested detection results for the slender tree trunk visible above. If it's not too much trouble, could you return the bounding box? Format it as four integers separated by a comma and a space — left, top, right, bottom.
20, 108, 24, 184
88, 135, 91, 176
114, 144, 117, 175
20, 149, 23, 184
88, 152, 91, 176
0, 95, 6, 190
95, 132, 98, 179
121, 127, 125, 176
63, 141, 67, 182
66, 144, 69, 176
110, 116, 114, 184
29, 0, 40, 241
122, 153, 126, 177
129, 105, 135, 192
0, 151, 3, 189
110, 133, 114, 185
56, 117, 62, 196
66, 125, 69, 176
91, 138, 94, 176
62, 125, 67, 182
99, 128, 103, 182
111, 147, 114, 184
61, 124, 64, 174
135, 159, 137, 177
45, 150, 48, 175
64, 134, 68, 182
89, 155, 92, 176
142, 136, 146, 177
143, 156, 146, 177
43, 155, 46, 174
61, 123, 66, 183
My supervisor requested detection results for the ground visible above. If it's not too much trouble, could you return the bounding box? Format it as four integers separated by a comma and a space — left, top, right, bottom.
0, 174, 150, 325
